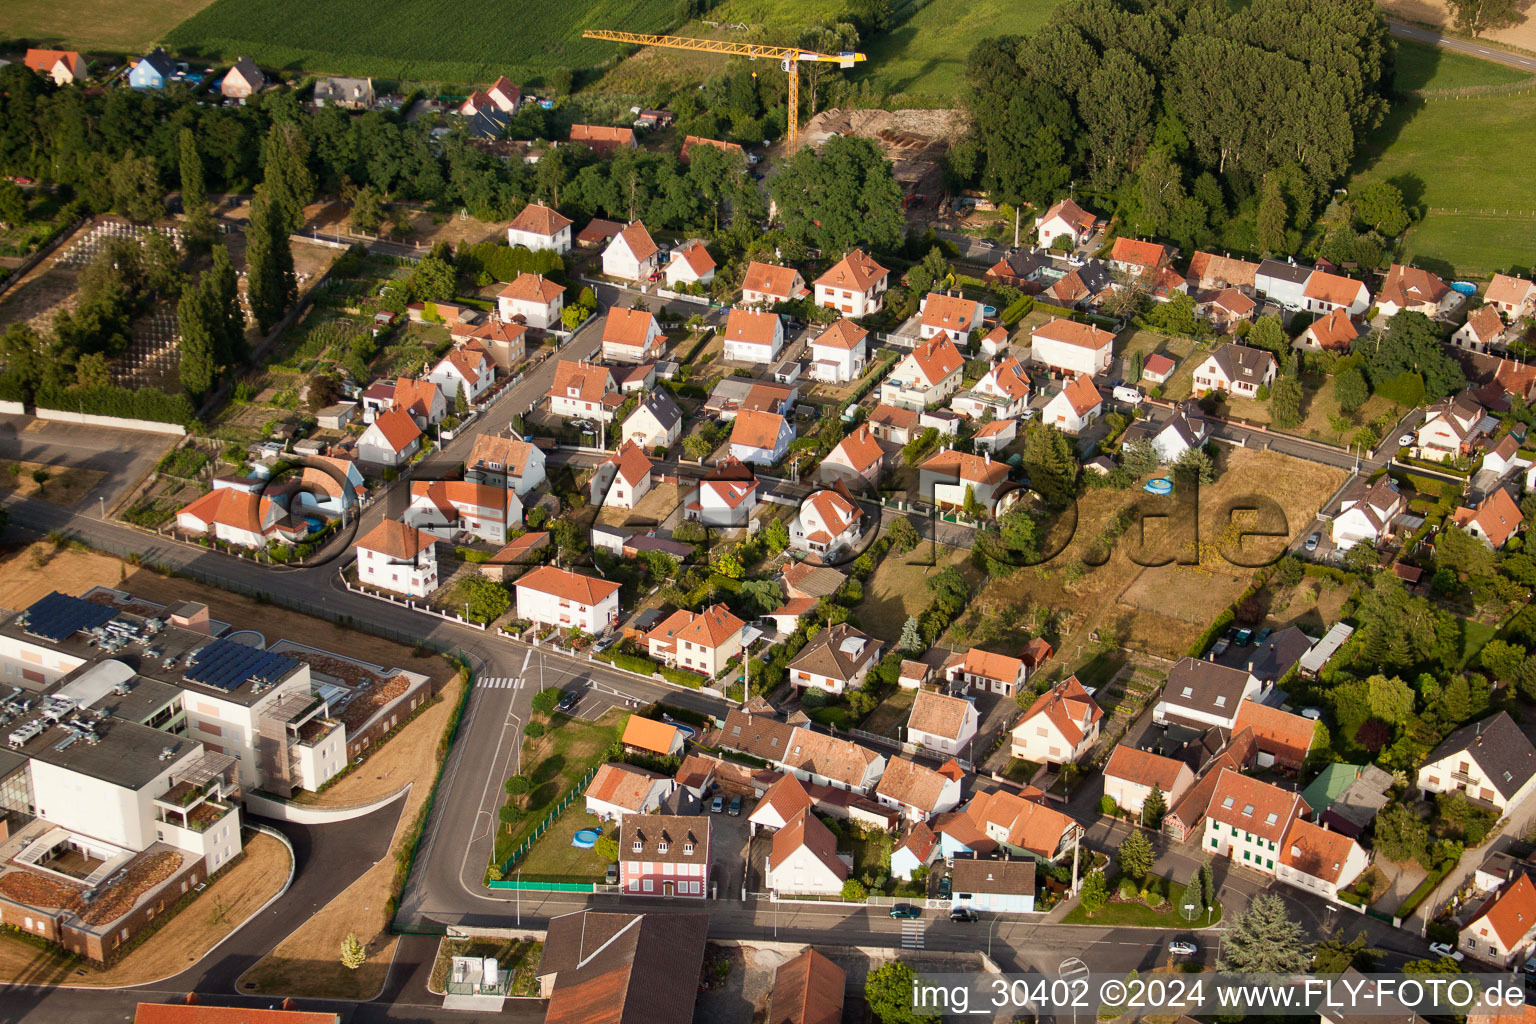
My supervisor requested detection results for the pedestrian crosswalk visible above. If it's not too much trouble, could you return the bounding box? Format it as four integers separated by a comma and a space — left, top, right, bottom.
480, 676, 522, 690
901, 922, 925, 949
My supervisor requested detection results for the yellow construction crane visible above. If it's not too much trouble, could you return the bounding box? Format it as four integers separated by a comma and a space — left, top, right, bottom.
581, 30, 865, 153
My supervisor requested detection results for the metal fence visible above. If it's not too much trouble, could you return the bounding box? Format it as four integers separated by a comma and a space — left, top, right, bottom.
498, 764, 600, 875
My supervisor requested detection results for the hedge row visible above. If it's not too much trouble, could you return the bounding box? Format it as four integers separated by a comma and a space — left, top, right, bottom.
34, 384, 197, 426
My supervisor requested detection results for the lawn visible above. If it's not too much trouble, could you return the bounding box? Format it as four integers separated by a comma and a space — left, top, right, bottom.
1061, 876, 1222, 927
857, 0, 1063, 103
0, 0, 216, 52
512, 805, 616, 883
165, 0, 686, 86
1392, 38, 1530, 94
860, 689, 915, 739
495, 709, 623, 867
1458, 619, 1497, 668
430, 937, 542, 996
1211, 374, 1405, 446
855, 540, 980, 640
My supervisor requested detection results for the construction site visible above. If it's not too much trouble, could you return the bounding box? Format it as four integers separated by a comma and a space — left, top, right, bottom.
797, 107, 970, 226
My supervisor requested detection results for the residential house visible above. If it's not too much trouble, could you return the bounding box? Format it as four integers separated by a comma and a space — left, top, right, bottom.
818, 424, 895, 488
722, 308, 785, 364
354, 407, 422, 466
750, 774, 814, 833
128, 48, 173, 90
602, 308, 665, 364
679, 136, 743, 162
876, 757, 963, 822
1042, 261, 1113, 310
603, 221, 661, 283
1275, 818, 1369, 900
1232, 701, 1317, 772
593, 441, 654, 510
953, 357, 1031, 421
569, 124, 637, 156
465, 107, 512, 142
867, 404, 920, 445
1035, 199, 1098, 249
1416, 392, 1493, 460
729, 409, 794, 466
506, 202, 573, 254
176, 488, 298, 550
1255, 260, 1315, 310
1299, 308, 1363, 352
1192, 343, 1277, 398
220, 56, 265, 99
1450, 489, 1524, 549
1454, 305, 1514, 353
354, 519, 438, 598
790, 483, 863, 560
809, 319, 868, 383
1203, 288, 1258, 330
1302, 269, 1372, 318
497, 273, 564, 329
769, 950, 846, 1024
918, 449, 1011, 514
464, 317, 527, 370
623, 716, 686, 758
1103, 745, 1195, 818
577, 218, 624, 249
313, 76, 374, 109
905, 689, 979, 758
133, 1006, 339, 1024
665, 240, 716, 288
405, 481, 521, 545
919, 292, 984, 344
1042, 374, 1102, 436
814, 250, 889, 317
296, 455, 367, 515
1461, 874, 1536, 967
742, 262, 808, 307
1154, 657, 1261, 730
1330, 476, 1406, 550
1142, 353, 1176, 384
1486, 274, 1536, 320
1186, 252, 1260, 297
979, 326, 1011, 359
515, 566, 622, 633
1483, 435, 1533, 478
890, 822, 941, 881
619, 813, 710, 898
880, 336, 964, 411
1201, 769, 1308, 876
585, 762, 674, 820
962, 789, 1083, 862
547, 360, 621, 422
764, 808, 848, 895
1029, 318, 1114, 377
645, 604, 746, 679
1378, 264, 1456, 318
973, 419, 1017, 452
781, 563, 846, 602
463, 434, 546, 495
1010, 677, 1103, 765
622, 390, 683, 451
24, 49, 86, 86
1119, 404, 1208, 463
426, 345, 493, 406
365, 376, 446, 428
460, 75, 521, 115
1109, 237, 1172, 278
685, 459, 759, 527
945, 648, 1028, 698
537, 911, 708, 1024
786, 624, 881, 696
950, 858, 1037, 915
1417, 712, 1536, 813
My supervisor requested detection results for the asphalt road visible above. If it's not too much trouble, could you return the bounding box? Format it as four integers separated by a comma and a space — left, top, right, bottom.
1388, 19, 1536, 74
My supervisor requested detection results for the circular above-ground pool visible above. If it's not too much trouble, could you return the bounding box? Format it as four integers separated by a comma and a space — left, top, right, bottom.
572, 828, 600, 849
674, 724, 697, 741
982, 304, 998, 317
1145, 477, 1173, 495
1451, 281, 1478, 296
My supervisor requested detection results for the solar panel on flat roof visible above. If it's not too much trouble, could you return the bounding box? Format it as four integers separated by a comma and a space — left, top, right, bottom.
185, 637, 298, 692
21, 591, 117, 642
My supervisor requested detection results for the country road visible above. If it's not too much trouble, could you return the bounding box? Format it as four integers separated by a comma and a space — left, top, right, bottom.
1388, 18, 1536, 75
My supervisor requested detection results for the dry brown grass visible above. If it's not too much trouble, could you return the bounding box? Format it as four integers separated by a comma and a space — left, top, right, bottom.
0, 459, 106, 507
856, 541, 980, 640
0, 832, 291, 987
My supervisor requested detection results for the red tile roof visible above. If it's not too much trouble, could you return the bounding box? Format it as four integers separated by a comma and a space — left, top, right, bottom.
1104, 745, 1188, 791
548, 360, 616, 405
24, 49, 85, 78
827, 424, 886, 474
1232, 701, 1317, 767
769, 808, 847, 878
1306, 308, 1357, 351
730, 409, 788, 451
815, 249, 889, 292
1039, 198, 1097, 234
612, 221, 659, 263
1059, 373, 1102, 417
1032, 317, 1114, 350
621, 716, 683, 755
906, 336, 964, 385
1020, 675, 1103, 746
1473, 873, 1536, 948
920, 292, 981, 333
814, 319, 868, 351
1380, 263, 1450, 309
1486, 274, 1536, 309
570, 124, 636, 147
500, 272, 565, 304
508, 202, 572, 237
770, 950, 845, 1024
920, 449, 1010, 486
1451, 488, 1524, 547
367, 406, 422, 453
1205, 768, 1306, 843
743, 262, 802, 299
517, 565, 621, 605
1110, 237, 1168, 269
680, 135, 744, 161
356, 519, 436, 560
178, 488, 277, 535
672, 240, 715, 276
1303, 270, 1366, 307
725, 308, 781, 346
602, 308, 659, 347
134, 1006, 338, 1024
1279, 818, 1360, 885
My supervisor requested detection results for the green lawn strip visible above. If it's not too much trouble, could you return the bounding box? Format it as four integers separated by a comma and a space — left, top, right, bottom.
511, 804, 615, 883
494, 711, 622, 865
1061, 876, 1222, 927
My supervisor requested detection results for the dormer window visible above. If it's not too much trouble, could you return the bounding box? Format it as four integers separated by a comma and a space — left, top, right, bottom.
567, 387, 579, 397
1265, 813, 1278, 826
632, 840, 643, 853
683, 842, 694, 855
1181, 686, 1193, 698
657, 841, 669, 854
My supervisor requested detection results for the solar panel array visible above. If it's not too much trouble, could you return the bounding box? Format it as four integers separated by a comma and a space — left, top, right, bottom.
22, 591, 117, 642
185, 637, 299, 693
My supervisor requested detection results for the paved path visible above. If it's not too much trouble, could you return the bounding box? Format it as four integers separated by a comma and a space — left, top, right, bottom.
1388, 19, 1536, 75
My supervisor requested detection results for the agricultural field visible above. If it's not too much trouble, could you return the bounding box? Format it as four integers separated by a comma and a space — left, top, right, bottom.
0, 0, 215, 53
164, 0, 685, 87
855, 0, 1062, 103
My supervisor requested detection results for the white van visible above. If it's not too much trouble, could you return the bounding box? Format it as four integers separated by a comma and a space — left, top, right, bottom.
1112, 385, 1144, 405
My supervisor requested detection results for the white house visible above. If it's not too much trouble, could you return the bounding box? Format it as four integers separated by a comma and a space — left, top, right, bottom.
786, 623, 881, 696
1415, 392, 1492, 461
905, 689, 979, 758
1461, 874, 1536, 968
764, 809, 847, 895
355, 406, 423, 466
405, 480, 521, 545
1042, 373, 1102, 436
601, 307, 665, 364
585, 762, 674, 821
622, 389, 683, 450
1035, 198, 1098, 249
1449, 489, 1524, 550
1009, 676, 1103, 765
1192, 343, 1277, 398
722, 308, 784, 364
972, 419, 1017, 452
729, 409, 794, 466
949, 859, 1037, 915
1377, 264, 1455, 318
790, 484, 863, 560
749, 774, 813, 834
297, 455, 367, 515
1330, 476, 1405, 551
741, 262, 807, 307
645, 603, 746, 678
919, 292, 984, 344
814, 249, 889, 317
867, 404, 920, 446
1255, 259, 1314, 311
665, 240, 716, 288
809, 319, 868, 383
876, 757, 963, 823
918, 449, 1011, 516
1029, 318, 1114, 377
944, 648, 1028, 698
1483, 435, 1533, 478
1119, 404, 1208, 463
1486, 274, 1536, 319
818, 424, 893, 488
547, 360, 621, 422
686, 459, 759, 527
890, 823, 941, 881
515, 565, 622, 633
602, 221, 661, 283
1109, 237, 1172, 278
426, 345, 494, 406
594, 441, 654, 510
953, 356, 1031, 421
1453, 305, 1513, 354
464, 434, 547, 495
497, 273, 564, 329
1417, 712, 1536, 813
506, 202, 573, 254
1201, 769, 1307, 877
1298, 308, 1362, 352
1301, 269, 1372, 318
176, 488, 294, 550
880, 336, 964, 411
1154, 656, 1260, 730
1102, 745, 1195, 818
354, 519, 439, 598
1276, 818, 1369, 901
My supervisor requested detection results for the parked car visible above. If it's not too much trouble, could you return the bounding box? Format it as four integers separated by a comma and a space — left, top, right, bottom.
1112, 385, 1144, 405
1305, 532, 1321, 551
557, 690, 579, 713
711, 795, 724, 813
1399, 433, 1415, 447
1232, 628, 1253, 646
950, 907, 978, 922
728, 795, 742, 816
1428, 942, 1465, 961
1168, 940, 1199, 956
890, 904, 921, 919
1254, 627, 1273, 645
937, 875, 952, 899
605, 864, 618, 885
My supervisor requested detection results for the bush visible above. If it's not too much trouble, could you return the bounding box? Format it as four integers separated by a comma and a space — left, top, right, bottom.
524, 721, 545, 739
504, 774, 530, 796
531, 688, 562, 714
35, 384, 197, 426
1098, 795, 1119, 816
841, 879, 867, 901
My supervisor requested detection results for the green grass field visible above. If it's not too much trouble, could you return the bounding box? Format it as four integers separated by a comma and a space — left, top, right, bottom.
164, 0, 684, 86
855, 0, 1062, 103
0, 0, 216, 52
1391, 39, 1530, 93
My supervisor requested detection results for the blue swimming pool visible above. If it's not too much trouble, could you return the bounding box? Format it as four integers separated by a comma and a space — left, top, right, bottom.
572, 828, 601, 849
1145, 478, 1173, 495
